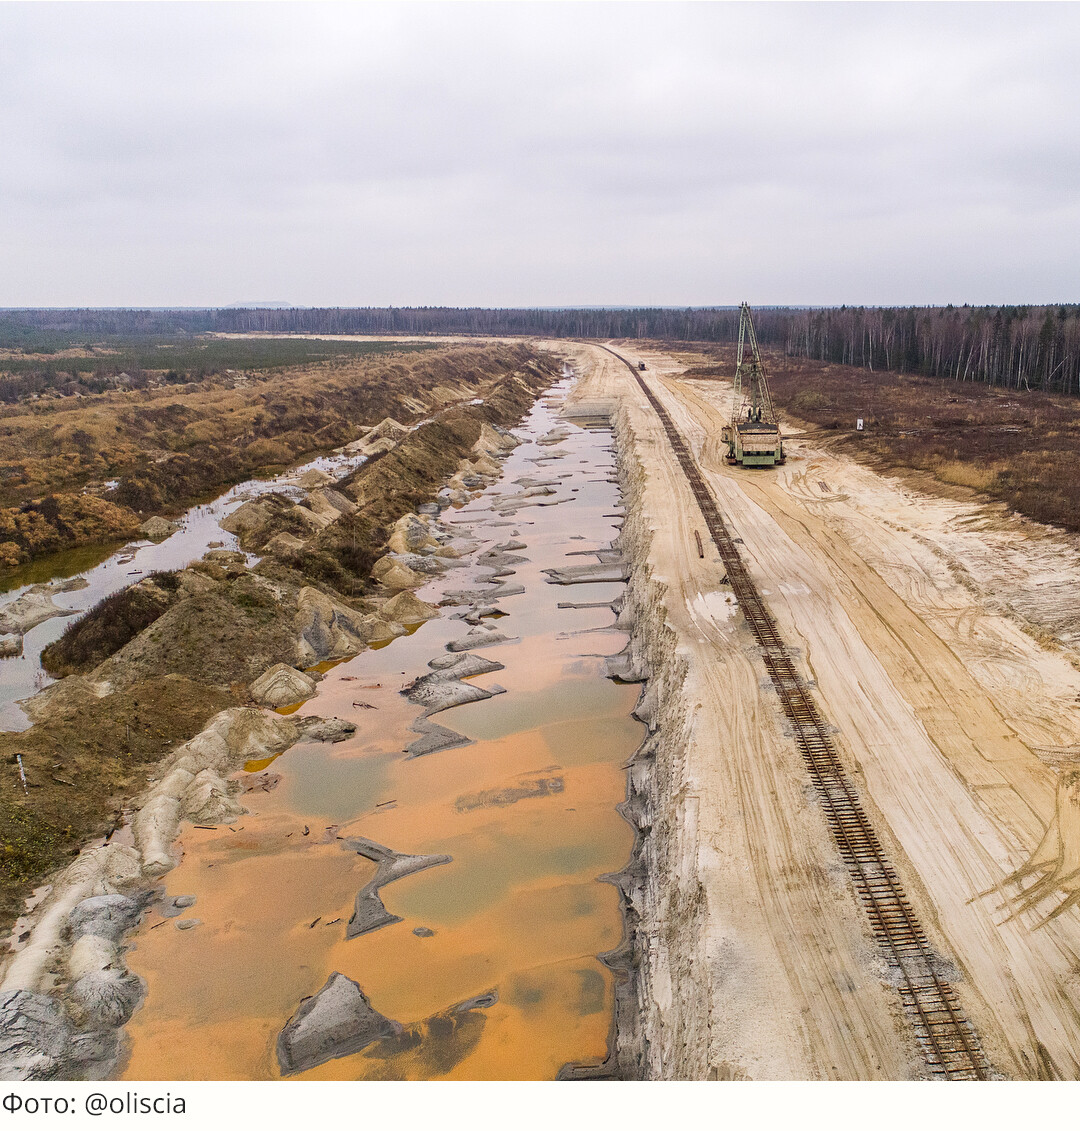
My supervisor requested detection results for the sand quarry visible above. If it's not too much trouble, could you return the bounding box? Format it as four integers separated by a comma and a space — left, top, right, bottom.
6, 336, 1080, 1081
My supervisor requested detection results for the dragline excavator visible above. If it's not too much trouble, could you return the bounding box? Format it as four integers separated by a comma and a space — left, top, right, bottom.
722, 302, 785, 467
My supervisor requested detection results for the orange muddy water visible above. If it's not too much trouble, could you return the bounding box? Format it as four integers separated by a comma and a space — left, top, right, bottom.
120, 384, 642, 1080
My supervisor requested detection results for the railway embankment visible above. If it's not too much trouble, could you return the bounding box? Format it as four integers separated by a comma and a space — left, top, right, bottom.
567, 342, 926, 1080
629, 360, 987, 1079
605, 409, 705, 1078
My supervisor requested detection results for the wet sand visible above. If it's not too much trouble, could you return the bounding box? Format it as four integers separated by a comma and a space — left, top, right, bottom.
119, 384, 642, 1080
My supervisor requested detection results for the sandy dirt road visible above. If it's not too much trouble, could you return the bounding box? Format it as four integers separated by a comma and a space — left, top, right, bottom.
554, 341, 1080, 1079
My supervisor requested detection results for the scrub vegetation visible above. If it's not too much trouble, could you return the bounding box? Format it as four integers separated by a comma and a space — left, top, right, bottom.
0, 340, 508, 573
0, 335, 439, 402
40, 571, 181, 676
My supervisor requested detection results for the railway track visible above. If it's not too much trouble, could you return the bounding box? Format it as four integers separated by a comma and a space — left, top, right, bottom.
601, 345, 990, 1080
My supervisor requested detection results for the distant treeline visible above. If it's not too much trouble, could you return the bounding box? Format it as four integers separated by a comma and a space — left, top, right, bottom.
5, 302, 1080, 396
779, 305, 1080, 397
0, 305, 748, 344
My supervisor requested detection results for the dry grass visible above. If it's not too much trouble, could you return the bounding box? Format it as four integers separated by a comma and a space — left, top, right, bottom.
934, 461, 996, 492
0, 677, 236, 925
0, 342, 540, 572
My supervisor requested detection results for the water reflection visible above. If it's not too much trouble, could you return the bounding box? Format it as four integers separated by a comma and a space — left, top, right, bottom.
0, 448, 369, 730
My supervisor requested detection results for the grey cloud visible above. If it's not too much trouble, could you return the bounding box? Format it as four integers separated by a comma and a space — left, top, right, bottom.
1, 2, 1078, 306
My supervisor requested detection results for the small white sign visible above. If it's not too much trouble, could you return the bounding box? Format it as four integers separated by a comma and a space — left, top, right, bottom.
856, 418, 864, 431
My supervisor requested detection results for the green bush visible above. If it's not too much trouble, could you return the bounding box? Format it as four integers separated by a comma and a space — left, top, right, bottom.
41, 571, 179, 675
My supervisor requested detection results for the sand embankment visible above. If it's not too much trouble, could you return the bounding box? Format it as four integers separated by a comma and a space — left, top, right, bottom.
569, 339, 1080, 1079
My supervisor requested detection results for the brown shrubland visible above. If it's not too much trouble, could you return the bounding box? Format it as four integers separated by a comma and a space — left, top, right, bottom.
0, 342, 536, 572
684, 344, 1080, 532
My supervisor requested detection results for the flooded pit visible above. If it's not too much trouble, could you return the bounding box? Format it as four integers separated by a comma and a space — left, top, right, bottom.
116, 381, 643, 1080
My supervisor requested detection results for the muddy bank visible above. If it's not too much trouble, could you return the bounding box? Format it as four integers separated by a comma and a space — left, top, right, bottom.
553, 407, 698, 1080
0, 709, 355, 1081
0, 350, 558, 938
276, 973, 499, 1078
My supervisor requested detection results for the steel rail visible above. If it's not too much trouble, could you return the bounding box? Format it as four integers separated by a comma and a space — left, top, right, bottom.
600, 344, 989, 1080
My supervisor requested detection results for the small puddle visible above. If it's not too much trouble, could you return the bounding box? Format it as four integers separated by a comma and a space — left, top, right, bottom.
117, 380, 642, 1080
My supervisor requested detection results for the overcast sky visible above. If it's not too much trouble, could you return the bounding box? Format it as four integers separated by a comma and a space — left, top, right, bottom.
1, 2, 1077, 308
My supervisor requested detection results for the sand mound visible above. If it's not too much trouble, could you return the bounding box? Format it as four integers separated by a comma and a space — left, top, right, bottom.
249, 663, 319, 708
